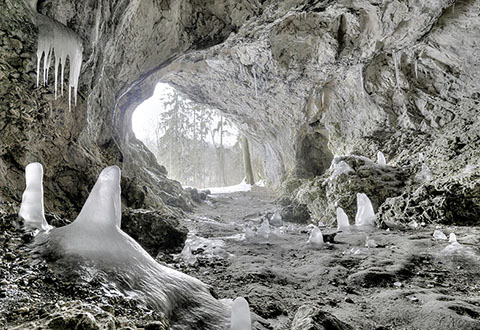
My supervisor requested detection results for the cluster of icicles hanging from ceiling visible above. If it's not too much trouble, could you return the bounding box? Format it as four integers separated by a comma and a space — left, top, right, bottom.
36, 14, 83, 112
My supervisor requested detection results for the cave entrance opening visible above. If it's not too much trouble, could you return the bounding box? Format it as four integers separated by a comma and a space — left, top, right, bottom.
132, 82, 252, 189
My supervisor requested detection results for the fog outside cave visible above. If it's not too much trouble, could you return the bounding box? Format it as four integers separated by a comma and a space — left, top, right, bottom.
132, 83, 265, 189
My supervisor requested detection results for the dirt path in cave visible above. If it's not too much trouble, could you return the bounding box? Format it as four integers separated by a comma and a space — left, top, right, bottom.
171, 187, 480, 330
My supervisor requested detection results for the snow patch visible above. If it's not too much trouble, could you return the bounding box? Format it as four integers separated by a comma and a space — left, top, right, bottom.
207, 180, 252, 194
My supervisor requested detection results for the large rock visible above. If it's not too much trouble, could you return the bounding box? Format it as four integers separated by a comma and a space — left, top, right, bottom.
291, 305, 355, 330
121, 208, 188, 255
379, 180, 480, 228
295, 155, 410, 225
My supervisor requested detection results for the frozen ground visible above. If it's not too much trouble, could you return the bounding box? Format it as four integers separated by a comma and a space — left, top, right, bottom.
172, 187, 480, 330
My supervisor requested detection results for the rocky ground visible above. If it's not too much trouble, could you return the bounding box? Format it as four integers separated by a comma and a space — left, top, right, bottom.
1, 187, 480, 329
174, 187, 480, 330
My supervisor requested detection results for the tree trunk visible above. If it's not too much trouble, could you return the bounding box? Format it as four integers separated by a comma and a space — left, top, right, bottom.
241, 136, 255, 185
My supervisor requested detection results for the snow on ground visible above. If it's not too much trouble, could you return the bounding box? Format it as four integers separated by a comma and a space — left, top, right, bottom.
206, 180, 252, 194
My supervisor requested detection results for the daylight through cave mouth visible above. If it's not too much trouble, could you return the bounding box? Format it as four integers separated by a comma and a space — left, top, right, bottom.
132, 83, 265, 189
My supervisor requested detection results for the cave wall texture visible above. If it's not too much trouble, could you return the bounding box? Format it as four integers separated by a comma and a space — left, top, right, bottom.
0, 0, 479, 223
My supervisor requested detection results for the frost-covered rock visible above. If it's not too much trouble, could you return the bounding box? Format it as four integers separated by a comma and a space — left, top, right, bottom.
230, 297, 251, 330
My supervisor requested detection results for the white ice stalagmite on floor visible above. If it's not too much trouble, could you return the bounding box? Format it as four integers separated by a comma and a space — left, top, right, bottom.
257, 218, 270, 241
336, 207, 350, 230
230, 297, 252, 330
433, 230, 447, 240
19, 163, 51, 232
308, 226, 324, 247
355, 193, 376, 227
36, 14, 83, 111
32, 165, 230, 330
377, 151, 386, 165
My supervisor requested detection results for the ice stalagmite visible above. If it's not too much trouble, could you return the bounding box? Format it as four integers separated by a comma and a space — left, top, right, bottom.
36, 15, 83, 111
377, 151, 386, 165
258, 219, 270, 240
230, 297, 252, 330
355, 193, 376, 227
308, 226, 324, 247
449, 233, 457, 244
336, 207, 350, 230
19, 163, 51, 231
34, 165, 230, 329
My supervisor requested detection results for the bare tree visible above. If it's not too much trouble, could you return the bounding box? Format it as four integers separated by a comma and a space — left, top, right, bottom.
241, 136, 255, 185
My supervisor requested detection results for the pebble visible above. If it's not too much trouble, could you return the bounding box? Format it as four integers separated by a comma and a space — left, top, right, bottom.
344, 297, 354, 304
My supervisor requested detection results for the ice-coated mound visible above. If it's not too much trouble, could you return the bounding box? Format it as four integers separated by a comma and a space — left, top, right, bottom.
19, 162, 51, 231
230, 297, 252, 330
336, 207, 350, 230
355, 193, 376, 227
32, 165, 230, 329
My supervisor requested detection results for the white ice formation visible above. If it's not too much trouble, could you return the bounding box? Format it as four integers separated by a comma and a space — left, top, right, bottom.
377, 151, 386, 165
365, 237, 377, 248
355, 193, 376, 227
329, 158, 355, 182
19, 162, 51, 232
449, 232, 457, 243
270, 210, 283, 227
257, 218, 270, 240
336, 207, 350, 230
230, 297, 252, 330
29, 164, 230, 329
433, 230, 447, 240
308, 226, 324, 247
415, 163, 433, 183
36, 15, 83, 111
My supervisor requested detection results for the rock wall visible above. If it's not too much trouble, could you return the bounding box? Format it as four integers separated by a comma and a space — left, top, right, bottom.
0, 0, 479, 223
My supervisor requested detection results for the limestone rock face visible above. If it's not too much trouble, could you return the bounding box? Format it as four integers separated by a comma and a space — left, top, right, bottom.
0, 0, 479, 223
121, 208, 188, 255
295, 155, 411, 225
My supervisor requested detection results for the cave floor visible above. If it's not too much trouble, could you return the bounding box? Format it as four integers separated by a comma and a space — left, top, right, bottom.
172, 187, 480, 330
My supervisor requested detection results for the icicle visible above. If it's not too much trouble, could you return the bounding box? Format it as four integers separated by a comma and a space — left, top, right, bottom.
393, 51, 400, 87
321, 89, 325, 107
252, 67, 258, 98
36, 15, 83, 111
